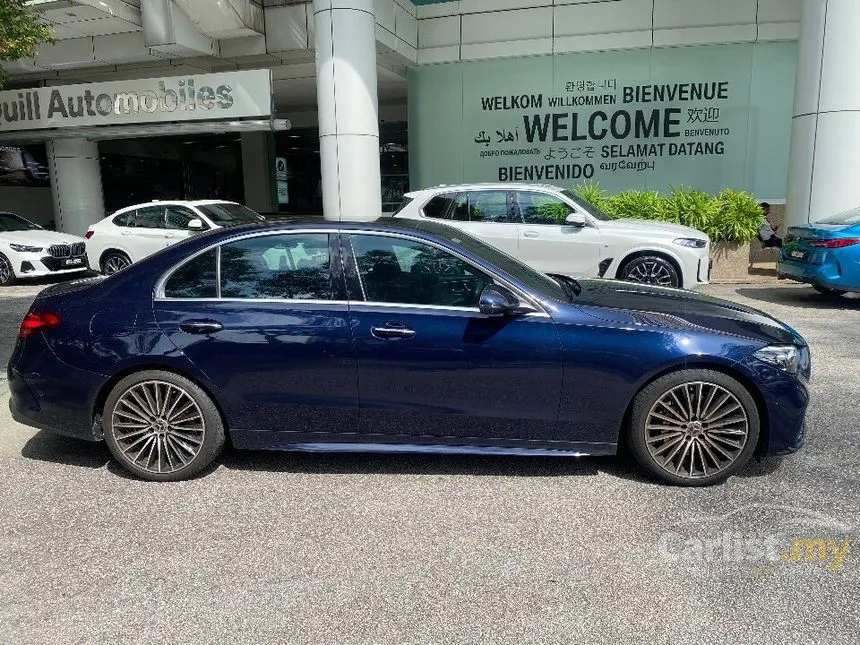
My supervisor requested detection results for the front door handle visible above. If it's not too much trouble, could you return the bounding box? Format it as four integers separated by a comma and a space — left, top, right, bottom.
371, 323, 416, 340
179, 319, 223, 334
523, 230, 539, 238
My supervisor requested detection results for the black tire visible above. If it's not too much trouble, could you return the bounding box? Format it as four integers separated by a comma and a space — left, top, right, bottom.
0, 253, 15, 286
620, 255, 680, 288
103, 370, 225, 482
812, 284, 846, 297
100, 250, 132, 275
628, 369, 760, 486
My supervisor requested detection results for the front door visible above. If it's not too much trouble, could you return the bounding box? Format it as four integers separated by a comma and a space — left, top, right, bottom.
513, 190, 603, 277
343, 232, 563, 445
163, 205, 203, 247
152, 231, 357, 446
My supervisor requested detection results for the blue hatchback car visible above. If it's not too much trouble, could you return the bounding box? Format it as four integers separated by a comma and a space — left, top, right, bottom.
8, 218, 810, 486
778, 206, 860, 296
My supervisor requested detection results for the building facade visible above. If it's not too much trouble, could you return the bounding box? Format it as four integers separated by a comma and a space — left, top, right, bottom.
0, 0, 854, 234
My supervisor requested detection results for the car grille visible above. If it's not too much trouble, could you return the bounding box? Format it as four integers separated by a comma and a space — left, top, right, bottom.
48, 242, 86, 258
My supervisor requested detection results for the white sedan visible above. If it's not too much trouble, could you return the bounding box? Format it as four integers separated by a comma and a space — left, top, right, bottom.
0, 211, 88, 286
393, 183, 711, 289
85, 200, 265, 274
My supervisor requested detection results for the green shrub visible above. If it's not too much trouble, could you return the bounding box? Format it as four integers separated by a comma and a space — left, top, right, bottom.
570, 181, 764, 244
535, 201, 573, 222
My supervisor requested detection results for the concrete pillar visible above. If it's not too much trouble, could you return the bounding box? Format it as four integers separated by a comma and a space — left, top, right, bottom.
312, 0, 381, 221
786, 0, 860, 226
240, 131, 276, 213
47, 138, 105, 236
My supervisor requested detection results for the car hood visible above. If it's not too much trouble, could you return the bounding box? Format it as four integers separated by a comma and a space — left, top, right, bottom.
0, 230, 85, 246
603, 218, 706, 239
571, 279, 798, 344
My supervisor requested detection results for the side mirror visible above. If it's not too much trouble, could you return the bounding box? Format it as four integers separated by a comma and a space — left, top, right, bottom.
187, 218, 205, 231
564, 212, 587, 227
479, 284, 522, 316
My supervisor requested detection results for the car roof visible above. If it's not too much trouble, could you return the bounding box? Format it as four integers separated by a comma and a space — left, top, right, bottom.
405, 183, 566, 197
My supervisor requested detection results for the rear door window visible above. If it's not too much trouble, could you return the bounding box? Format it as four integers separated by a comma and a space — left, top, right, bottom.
134, 206, 165, 229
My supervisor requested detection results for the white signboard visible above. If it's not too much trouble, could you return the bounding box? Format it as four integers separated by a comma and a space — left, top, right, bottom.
275, 157, 287, 181
0, 69, 272, 132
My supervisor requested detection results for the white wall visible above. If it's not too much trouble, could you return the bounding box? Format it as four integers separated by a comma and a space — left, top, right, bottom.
0, 187, 55, 228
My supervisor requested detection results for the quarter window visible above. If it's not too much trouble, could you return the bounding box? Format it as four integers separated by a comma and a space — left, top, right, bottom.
112, 211, 133, 227
422, 194, 456, 219
350, 234, 493, 308
164, 249, 217, 298
220, 233, 333, 300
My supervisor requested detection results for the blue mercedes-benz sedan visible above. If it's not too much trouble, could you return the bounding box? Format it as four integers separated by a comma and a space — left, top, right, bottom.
778, 206, 860, 296
8, 218, 809, 486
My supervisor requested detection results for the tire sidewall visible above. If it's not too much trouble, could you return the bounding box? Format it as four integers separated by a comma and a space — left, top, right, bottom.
622, 255, 680, 288
0, 253, 15, 286
103, 370, 225, 481
628, 369, 760, 486
101, 251, 131, 275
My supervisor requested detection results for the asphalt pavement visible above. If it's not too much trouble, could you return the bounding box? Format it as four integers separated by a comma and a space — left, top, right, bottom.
0, 280, 858, 644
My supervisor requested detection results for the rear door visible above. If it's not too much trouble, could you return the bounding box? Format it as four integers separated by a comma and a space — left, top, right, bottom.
152, 231, 357, 445
448, 190, 520, 256
129, 205, 170, 260
515, 190, 603, 277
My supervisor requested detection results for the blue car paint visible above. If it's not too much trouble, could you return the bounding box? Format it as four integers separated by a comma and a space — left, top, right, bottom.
8, 219, 809, 460
778, 222, 860, 292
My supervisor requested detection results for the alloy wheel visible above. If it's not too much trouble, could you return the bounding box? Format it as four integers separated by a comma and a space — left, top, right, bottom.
111, 380, 206, 475
644, 381, 750, 480
0, 254, 12, 285
625, 260, 675, 286
103, 254, 131, 275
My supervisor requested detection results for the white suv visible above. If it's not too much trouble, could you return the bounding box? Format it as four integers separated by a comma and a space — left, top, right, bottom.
393, 183, 711, 289
0, 212, 88, 286
85, 200, 264, 274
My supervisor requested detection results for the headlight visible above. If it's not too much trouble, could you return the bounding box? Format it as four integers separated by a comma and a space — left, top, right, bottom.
9, 244, 43, 253
673, 238, 707, 248
754, 345, 799, 374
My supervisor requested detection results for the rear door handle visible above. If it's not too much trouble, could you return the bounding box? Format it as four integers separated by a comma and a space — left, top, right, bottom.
179, 319, 223, 334
371, 323, 416, 340
523, 230, 539, 238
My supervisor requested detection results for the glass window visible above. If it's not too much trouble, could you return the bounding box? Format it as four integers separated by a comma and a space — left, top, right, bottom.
0, 212, 40, 232
196, 202, 262, 226
164, 249, 217, 298
112, 211, 133, 227
350, 234, 493, 307
468, 191, 511, 223
422, 194, 455, 219
561, 189, 612, 221
819, 206, 860, 225
220, 233, 332, 300
516, 192, 573, 225
451, 193, 470, 221
134, 206, 165, 229
165, 206, 200, 230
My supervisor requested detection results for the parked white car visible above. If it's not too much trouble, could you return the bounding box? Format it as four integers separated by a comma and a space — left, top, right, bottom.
0, 211, 88, 286
393, 183, 711, 289
85, 200, 264, 274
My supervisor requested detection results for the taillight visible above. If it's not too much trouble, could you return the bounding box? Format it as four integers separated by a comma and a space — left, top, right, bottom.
84, 231, 94, 239
809, 238, 860, 248
19, 312, 61, 339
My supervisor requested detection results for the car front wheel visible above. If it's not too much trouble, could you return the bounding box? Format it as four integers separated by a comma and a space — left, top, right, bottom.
103, 370, 226, 481
628, 369, 760, 486
620, 255, 680, 288
101, 251, 132, 275
0, 253, 15, 286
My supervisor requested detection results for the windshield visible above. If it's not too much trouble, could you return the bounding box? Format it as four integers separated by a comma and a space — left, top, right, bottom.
415, 221, 572, 303
561, 189, 613, 222
0, 212, 40, 232
818, 206, 860, 226
196, 203, 263, 226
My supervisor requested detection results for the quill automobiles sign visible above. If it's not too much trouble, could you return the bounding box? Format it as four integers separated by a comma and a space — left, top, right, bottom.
0, 69, 273, 132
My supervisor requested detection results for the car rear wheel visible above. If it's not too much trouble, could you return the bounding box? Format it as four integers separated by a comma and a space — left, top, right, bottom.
628, 369, 759, 486
0, 253, 15, 286
103, 370, 225, 481
621, 255, 680, 288
812, 285, 846, 297
101, 251, 131, 275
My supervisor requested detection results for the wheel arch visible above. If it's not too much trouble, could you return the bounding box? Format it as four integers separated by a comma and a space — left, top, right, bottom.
91, 362, 231, 446
98, 248, 132, 270
617, 360, 770, 457
616, 249, 684, 285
